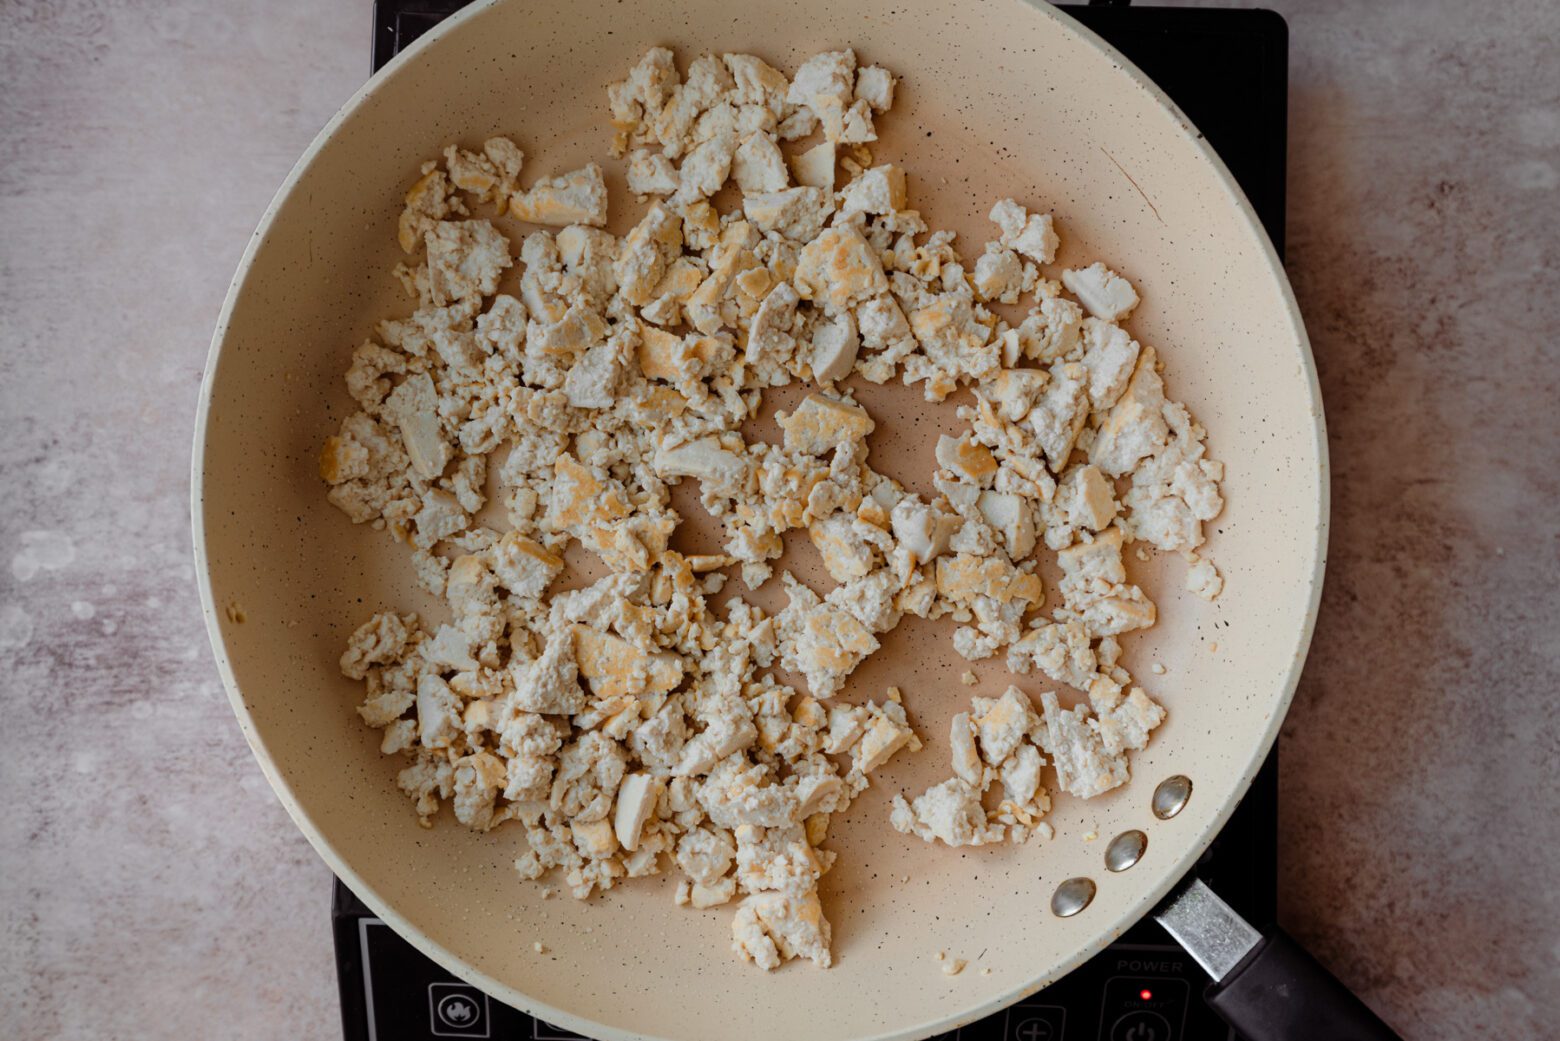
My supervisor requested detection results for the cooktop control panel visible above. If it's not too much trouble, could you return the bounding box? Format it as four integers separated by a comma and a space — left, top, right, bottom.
337, 887, 1214, 1041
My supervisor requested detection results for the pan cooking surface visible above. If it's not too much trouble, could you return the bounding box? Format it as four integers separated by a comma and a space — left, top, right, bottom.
195, 2, 1321, 1038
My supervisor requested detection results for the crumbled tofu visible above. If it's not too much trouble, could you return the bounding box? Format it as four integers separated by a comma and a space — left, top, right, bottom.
1027, 361, 1091, 470
1035, 690, 1129, 798
626, 148, 680, 195
794, 225, 888, 314
384, 372, 450, 479
973, 247, 1026, 304
850, 698, 919, 776
977, 490, 1037, 560
425, 220, 512, 305
732, 890, 832, 970
988, 198, 1059, 265
1056, 527, 1156, 637
327, 44, 1223, 976
1091, 345, 1170, 477
890, 497, 960, 566
1007, 620, 1096, 689
616, 202, 683, 305
889, 779, 1006, 847
1184, 551, 1224, 599
743, 187, 833, 241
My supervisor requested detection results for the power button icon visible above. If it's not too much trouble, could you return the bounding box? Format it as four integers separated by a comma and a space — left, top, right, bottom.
1110, 1010, 1172, 1041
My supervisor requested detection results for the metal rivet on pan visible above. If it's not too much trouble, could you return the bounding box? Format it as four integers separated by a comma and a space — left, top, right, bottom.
1051, 877, 1096, 917
1152, 775, 1193, 820
1105, 830, 1147, 872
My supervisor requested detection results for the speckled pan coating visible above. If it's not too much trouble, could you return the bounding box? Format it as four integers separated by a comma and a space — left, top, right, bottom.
192, 1, 1326, 1038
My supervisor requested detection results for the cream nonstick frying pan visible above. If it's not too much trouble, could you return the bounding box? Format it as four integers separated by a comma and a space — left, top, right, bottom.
192, 1, 1397, 1038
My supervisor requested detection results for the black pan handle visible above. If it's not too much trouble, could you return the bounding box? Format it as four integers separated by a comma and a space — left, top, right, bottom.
1206, 927, 1401, 1041
1155, 879, 1402, 1041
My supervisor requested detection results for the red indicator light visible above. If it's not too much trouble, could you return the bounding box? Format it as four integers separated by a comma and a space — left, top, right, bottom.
1139, 988, 1153, 1001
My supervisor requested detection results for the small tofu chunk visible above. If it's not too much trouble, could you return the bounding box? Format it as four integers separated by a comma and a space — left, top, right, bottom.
416, 674, 463, 749
384, 373, 450, 480
512, 633, 586, 714
889, 778, 1005, 847
854, 65, 896, 112
425, 220, 513, 305
790, 140, 837, 190
988, 198, 1059, 265
1035, 691, 1129, 799
614, 773, 664, 851
935, 434, 998, 486
972, 687, 1039, 766
987, 368, 1050, 423
732, 889, 832, 970
733, 133, 790, 194
809, 513, 879, 582
1078, 318, 1141, 410
655, 436, 748, 494
626, 148, 679, 195
511, 163, 608, 227
1007, 620, 1095, 689
573, 625, 684, 698
851, 699, 919, 775
973, 247, 1025, 304
616, 202, 683, 306
890, 498, 960, 565
778, 393, 875, 455
977, 490, 1037, 560
839, 165, 906, 217
794, 225, 888, 314
1026, 362, 1090, 470
810, 312, 860, 383
1061, 261, 1140, 321
948, 711, 983, 786
1090, 346, 1168, 477
491, 531, 564, 599
743, 187, 834, 241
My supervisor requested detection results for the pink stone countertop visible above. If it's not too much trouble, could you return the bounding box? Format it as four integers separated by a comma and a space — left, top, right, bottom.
1, 1, 1555, 1038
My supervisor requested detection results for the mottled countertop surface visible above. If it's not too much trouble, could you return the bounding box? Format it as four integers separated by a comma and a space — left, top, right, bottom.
2, 1, 1556, 1037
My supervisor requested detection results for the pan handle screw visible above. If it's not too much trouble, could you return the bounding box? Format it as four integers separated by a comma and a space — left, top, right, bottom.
1152, 775, 1192, 820
1050, 877, 1096, 917
1105, 830, 1147, 872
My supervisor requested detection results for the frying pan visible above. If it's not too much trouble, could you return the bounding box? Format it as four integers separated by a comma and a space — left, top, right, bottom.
192, 1, 1396, 1038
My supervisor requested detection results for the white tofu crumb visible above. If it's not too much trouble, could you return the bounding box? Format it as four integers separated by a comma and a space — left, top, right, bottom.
511, 163, 608, 227
1061, 261, 1140, 321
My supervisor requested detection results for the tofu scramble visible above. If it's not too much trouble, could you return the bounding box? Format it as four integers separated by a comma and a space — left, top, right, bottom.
321, 46, 1225, 972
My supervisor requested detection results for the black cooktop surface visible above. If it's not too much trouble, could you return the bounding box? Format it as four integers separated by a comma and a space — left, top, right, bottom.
336, 5, 1288, 1039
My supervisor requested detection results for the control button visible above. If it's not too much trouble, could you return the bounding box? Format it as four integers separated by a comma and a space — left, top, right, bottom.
1005, 1003, 1066, 1041
428, 981, 491, 1037
1109, 1009, 1172, 1041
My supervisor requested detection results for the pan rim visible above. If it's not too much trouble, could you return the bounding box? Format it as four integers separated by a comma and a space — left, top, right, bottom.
190, 1, 1328, 1038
